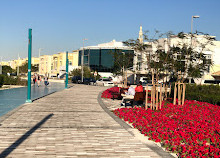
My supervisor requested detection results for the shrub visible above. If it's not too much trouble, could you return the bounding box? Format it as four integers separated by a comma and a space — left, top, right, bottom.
0, 75, 4, 88
170, 83, 220, 105
0, 75, 27, 86
185, 84, 220, 105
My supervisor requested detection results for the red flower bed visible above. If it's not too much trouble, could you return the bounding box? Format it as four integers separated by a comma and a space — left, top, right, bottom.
101, 87, 151, 99
101, 87, 120, 99
114, 100, 220, 157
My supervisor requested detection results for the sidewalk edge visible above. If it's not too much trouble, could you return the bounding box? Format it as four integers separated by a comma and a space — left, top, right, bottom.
97, 92, 176, 158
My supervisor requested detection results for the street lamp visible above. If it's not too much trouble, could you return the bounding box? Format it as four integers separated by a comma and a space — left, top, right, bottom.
191, 15, 200, 34
81, 38, 88, 83
17, 54, 20, 76
190, 15, 199, 83
38, 48, 43, 73
0, 56, 2, 75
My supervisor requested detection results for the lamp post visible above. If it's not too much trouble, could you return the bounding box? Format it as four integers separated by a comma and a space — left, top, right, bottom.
39, 48, 43, 58
26, 28, 32, 103
17, 54, 20, 76
191, 15, 200, 34
81, 38, 88, 83
190, 16, 199, 83
38, 48, 43, 74
0, 56, 2, 75
65, 51, 69, 89
191, 15, 200, 46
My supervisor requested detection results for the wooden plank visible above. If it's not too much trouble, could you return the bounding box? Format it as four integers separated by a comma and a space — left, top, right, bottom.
173, 82, 177, 105
165, 84, 167, 99
159, 84, 162, 109
151, 69, 154, 110
177, 83, 180, 105
180, 84, 183, 105
145, 85, 148, 109
156, 85, 158, 110
169, 84, 171, 95
150, 85, 153, 110
182, 83, 186, 105
152, 84, 155, 110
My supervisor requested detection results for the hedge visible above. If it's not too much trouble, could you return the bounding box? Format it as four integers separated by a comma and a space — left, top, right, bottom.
170, 83, 220, 105
185, 84, 220, 105
0, 75, 27, 87
0, 75, 4, 87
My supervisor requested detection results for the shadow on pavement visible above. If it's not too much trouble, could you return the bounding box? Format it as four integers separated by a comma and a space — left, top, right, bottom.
0, 113, 53, 157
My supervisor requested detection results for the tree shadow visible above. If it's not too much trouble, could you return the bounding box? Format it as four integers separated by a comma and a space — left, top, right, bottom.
0, 113, 53, 157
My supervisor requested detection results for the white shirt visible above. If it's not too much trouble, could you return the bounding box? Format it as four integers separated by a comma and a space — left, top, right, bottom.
125, 87, 135, 96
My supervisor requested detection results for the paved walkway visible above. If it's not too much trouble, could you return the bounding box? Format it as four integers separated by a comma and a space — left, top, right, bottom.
0, 84, 174, 158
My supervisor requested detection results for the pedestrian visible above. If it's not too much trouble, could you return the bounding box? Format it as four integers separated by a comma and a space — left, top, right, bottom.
44, 77, 49, 86
37, 74, 41, 87
33, 74, 36, 84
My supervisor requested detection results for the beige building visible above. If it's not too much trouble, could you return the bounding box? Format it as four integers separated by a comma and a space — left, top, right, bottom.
0, 61, 10, 66
2, 57, 39, 71
39, 50, 79, 77
39, 55, 53, 77
1, 50, 78, 77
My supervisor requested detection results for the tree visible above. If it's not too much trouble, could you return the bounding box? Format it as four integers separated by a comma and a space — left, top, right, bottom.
171, 32, 214, 82
70, 66, 98, 78
2, 65, 15, 74
123, 30, 215, 83
111, 49, 135, 86
19, 62, 38, 73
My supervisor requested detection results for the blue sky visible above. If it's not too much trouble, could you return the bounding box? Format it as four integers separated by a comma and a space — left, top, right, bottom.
0, 0, 220, 61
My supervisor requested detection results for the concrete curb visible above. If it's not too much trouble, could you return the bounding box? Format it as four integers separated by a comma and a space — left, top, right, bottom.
97, 92, 176, 158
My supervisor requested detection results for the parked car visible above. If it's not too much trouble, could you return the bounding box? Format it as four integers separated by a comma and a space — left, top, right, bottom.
83, 78, 96, 85
95, 78, 114, 86
204, 80, 220, 84
71, 76, 82, 84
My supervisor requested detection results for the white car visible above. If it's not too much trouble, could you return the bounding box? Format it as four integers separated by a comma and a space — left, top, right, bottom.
95, 78, 114, 86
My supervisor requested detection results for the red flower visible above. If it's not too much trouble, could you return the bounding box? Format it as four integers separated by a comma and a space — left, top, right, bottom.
114, 100, 220, 157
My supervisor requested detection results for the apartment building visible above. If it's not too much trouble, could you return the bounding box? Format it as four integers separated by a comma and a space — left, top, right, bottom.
40, 51, 79, 77
134, 32, 220, 84
39, 55, 53, 77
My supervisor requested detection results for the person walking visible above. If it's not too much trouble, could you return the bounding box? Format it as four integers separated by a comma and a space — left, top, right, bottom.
33, 74, 36, 84
44, 76, 49, 86
37, 74, 41, 87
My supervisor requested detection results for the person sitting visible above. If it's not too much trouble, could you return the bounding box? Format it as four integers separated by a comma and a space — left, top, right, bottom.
135, 81, 143, 92
121, 83, 135, 106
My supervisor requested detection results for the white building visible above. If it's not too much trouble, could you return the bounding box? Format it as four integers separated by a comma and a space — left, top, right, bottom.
79, 40, 135, 83
134, 27, 220, 84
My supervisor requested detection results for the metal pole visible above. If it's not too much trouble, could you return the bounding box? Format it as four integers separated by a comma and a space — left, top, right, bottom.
26, 28, 32, 103
0, 56, 2, 75
191, 16, 193, 34
81, 39, 88, 83
17, 54, 19, 76
38, 48, 42, 74
65, 51, 69, 89
191, 15, 200, 45
39, 48, 42, 58
81, 42, 84, 83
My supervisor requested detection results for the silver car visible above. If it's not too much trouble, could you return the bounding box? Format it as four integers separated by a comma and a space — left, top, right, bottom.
95, 78, 114, 86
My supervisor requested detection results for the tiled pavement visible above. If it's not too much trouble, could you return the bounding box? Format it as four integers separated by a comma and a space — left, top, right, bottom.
0, 84, 174, 158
